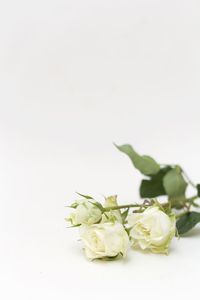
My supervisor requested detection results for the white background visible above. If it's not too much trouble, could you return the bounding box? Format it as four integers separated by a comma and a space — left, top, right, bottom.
0, 0, 200, 299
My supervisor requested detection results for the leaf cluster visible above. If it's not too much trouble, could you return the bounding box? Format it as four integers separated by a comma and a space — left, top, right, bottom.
116, 144, 200, 234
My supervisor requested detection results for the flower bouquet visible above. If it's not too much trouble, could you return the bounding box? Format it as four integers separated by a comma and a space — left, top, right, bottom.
65, 144, 200, 261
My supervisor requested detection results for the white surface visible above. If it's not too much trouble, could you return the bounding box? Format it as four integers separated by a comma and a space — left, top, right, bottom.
0, 0, 200, 299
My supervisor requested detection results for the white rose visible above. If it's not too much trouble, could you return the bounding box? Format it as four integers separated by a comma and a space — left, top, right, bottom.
128, 206, 175, 254
66, 200, 102, 226
101, 195, 123, 223
80, 222, 129, 260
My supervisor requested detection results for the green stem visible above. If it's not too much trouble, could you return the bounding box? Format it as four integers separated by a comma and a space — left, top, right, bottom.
104, 204, 142, 211
104, 196, 199, 213
176, 210, 189, 219
186, 195, 198, 203
175, 195, 199, 219
104, 202, 169, 211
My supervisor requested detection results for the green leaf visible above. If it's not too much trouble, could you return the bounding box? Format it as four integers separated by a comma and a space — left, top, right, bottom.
140, 167, 172, 198
163, 167, 187, 198
76, 192, 94, 199
163, 167, 188, 208
69, 203, 79, 208
88, 201, 104, 212
115, 144, 160, 176
169, 195, 188, 209
197, 184, 200, 197
121, 208, 129, 223
65, 222, 81, 228
176, 212, 200, 234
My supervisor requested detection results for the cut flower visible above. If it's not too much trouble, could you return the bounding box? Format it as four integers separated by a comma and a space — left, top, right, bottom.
80, 222, 129, 260
128, 206, 176, 254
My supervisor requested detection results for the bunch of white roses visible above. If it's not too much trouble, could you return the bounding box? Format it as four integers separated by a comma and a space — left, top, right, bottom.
65, 143, 200, 260
66, 194, 176, 260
